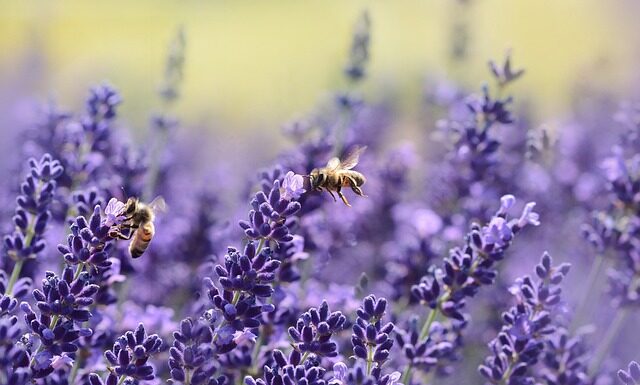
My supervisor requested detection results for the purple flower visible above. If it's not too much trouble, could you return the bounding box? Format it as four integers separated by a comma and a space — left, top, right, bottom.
281, 171, 306, 201
50, 353, 74, 370
102, 198, 126, 227
517, 202, 540, 228
619, 361, 640, 385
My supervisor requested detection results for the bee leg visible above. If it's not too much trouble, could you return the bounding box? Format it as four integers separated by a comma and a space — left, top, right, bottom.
347, 177, 366, 197
336, 186, 351, 207
108, 229, 133, 240
326, 189, 338, 202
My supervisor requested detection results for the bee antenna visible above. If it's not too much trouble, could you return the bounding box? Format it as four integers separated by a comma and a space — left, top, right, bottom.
120, 186, 126, 199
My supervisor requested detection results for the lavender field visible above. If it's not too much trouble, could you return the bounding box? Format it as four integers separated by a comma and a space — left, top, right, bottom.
1, 2, 640, 385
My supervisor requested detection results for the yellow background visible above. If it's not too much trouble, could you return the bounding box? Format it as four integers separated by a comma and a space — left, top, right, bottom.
0, 0, 636, 135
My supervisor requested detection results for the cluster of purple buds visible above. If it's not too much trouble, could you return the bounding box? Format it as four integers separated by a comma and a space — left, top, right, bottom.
540, 328, 589, 385
468, 85, 515, 126
205, 279, 274, 354
83, 83, 121, 144
584, 151, 640, 307
59, 206, 115, 275
0, 270, 29, 316
329, 362, 401, 385
351, 295, 394, 375
395, 317, 455, 375
239, 176, 303, 245
72, 188, 103, 219
0, 315, 30, 382
478, 253, 570, 385
4, 154, 63, 263
215, 243, 281, 298
24, 267, 98, 322
20, 267, 96, 377
102, 323, 163, 382
245, 349, 327, 385
412, 195, 540, 321
168, 317, 226, 385
619, 362, 640, 385
288, 300, 346, 359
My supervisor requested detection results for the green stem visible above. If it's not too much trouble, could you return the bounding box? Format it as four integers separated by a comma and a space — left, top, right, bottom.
571, 253, 605, 331
419, 308, 438, 340
255, 238, 266, 255
400, 364, 413, 385
232, 291, 241, 305
117, 376, 127, 385
589, 308, 629, 375
6, 259, 25, 296
73, 263, 85, 281
366, 345, 373, 375
252, 331, 264, 364
185, 368, 192, 385
69, 354, 82, 384
402, 308, 439, 384
300, 351, 310, 364
143, 127, 169, 202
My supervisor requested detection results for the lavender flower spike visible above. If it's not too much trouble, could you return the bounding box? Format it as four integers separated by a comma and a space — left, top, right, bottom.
619, 362, 640, 385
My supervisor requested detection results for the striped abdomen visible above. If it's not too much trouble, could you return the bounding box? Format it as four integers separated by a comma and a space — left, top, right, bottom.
129, 221, 155, 258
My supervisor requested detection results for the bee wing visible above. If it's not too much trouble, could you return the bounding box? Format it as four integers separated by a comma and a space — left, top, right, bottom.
339, 145, 367, 170
326, 157, 341, 171
148, 196, 168, 214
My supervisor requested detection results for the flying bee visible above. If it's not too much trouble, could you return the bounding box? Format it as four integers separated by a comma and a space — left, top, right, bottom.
109, 196, 166, 258
309, 145, 367, 207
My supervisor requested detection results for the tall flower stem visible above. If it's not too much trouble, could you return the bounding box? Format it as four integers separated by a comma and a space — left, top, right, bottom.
571, 253, 605, 331
589, 308, 629, 375
419, 308, 438, 340
6, 260, 25, 296
6, 180, 44, 296
402, 307, 439, 384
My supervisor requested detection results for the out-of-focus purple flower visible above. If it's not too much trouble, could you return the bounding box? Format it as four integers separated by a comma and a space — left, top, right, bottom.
344, 10, 370, 82
3, 154, 63, 267
488, 51, 525, 87
0, 315, 30, 381
478, 253, 571, 385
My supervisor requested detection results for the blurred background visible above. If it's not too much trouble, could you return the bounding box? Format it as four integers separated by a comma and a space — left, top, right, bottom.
1, 0, 638, 144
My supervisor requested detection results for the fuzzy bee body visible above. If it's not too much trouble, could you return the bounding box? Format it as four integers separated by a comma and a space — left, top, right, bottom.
129, 220, 155, 258
109, 196, 166, 259
309, 145, 367, 207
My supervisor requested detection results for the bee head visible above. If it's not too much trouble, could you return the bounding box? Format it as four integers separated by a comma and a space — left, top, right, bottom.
309, 169, 324, 190
124, 197, 139, 216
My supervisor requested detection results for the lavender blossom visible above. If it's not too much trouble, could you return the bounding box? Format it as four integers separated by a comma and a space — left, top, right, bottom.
245, 349, 326, 385
478, 253, 570, 385
351, 295, 394, 376
101, 323, 163, 382
287, 300, 346, 359
618, 362, 640, 385
3, 154, 63, 282
239, 179, 302, 245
